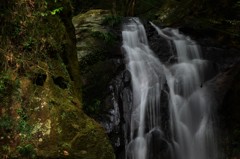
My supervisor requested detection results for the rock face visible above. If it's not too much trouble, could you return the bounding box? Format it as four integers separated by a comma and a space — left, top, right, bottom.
72, 9, 123, 152
0, 51, 116, 159
145, 22, 174, 63
211, 64, 240, 159
0, 2, 115, 159
16, 60, 114, 159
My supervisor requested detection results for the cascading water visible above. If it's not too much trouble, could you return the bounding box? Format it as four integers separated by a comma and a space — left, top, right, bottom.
122, 18, 166, 159
151, 23, 219, 159
121, 18, 218, 159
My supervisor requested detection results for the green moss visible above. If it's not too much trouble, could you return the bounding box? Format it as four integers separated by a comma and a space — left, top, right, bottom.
16, 112, 33, 139
17, 144, 36, 158
0, 2, 115, 159
0, 115, 14, 132
79, 48, 108, 73
0, 70, 19, 99
25, 59, 115, 158
102, 15, 123, 27
72, 10, 121, 120
91, 31, 117, 44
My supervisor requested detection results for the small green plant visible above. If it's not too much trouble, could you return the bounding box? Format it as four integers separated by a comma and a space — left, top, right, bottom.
61, 142, 71, 149
39, 0, 63, 17
102, 15, 122, 27
23, 37, 35, 51
79, 48, 108, 73
50, 7, 63, 15
39, 6, 63, 17
2, 145, 11, 153
0, 78, 6, 93
17, 109, 33, 139
84, 99, 102, 115
0, 71, 12, 97
0, 72, 10, 89
91, 31, 117, 44
16, 101, 34, 144
0, 115, 14, 131
17, 144, 36, 158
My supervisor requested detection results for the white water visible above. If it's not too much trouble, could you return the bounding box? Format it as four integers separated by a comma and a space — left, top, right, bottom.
122, 18, 218, 159
122, 18, 165, 159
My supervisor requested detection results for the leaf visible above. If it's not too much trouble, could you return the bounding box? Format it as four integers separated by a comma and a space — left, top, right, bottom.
50, 7, 63, 15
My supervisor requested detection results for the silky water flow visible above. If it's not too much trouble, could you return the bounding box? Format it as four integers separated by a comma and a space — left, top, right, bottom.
121, 18, 218, 159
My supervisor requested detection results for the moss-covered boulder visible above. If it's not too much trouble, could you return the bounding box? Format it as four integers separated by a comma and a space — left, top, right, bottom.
72, 9, 123, 152
0, 61, 115, 159
0, 1, 115, 159
72, 9, 120, 62
72, 10, 122, 117
22, 61, 114, 159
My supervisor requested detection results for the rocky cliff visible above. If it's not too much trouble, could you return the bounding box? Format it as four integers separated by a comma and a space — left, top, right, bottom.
0, 1, 115, 158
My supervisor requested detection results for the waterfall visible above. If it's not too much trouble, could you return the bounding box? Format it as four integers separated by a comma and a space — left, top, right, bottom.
122, 18, 166, 159
121, 18, 218, 159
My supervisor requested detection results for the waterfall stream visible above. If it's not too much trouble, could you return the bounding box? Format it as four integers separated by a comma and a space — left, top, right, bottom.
121, 18, 218, 159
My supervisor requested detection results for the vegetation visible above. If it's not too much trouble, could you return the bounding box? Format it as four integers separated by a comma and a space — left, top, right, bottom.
91, 31, 117, 44
17, 144, 36, 158
0, 0, 115, 158
102, 15, 123, 27
0, 0, 239, 158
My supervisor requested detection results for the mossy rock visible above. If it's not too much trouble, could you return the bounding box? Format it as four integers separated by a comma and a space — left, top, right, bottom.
0, 58, 115, 159
36, 64, 115, 159
72, 10, 122, 117
0, 1, 115, 159
72, 10, 116, 62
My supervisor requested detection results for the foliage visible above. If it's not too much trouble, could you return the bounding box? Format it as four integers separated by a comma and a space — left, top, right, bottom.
91, 31, 117, 44
0, 0, 66, 63
102, 15, 122, 27
0, 71, 20, 100
50, 7, 63, 15
2, 145, 11, 154
17, 108, 33, 138
0, 0, 112, 158
0, 74, 8, 94
79, 48, 108, 73
83, 99, 102, 115
23, 37, 36, 51
0, 115, 14, 131
39, 1, 63, 17
17, 144, 36, 158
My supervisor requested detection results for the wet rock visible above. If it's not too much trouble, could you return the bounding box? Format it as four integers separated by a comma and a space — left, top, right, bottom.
209, 64, 240, 158
201, 46, 240, 72
72, 10, 123, 156
145, 22, 175, 64
159, 87, 170, 139
147, 128, 171, 159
